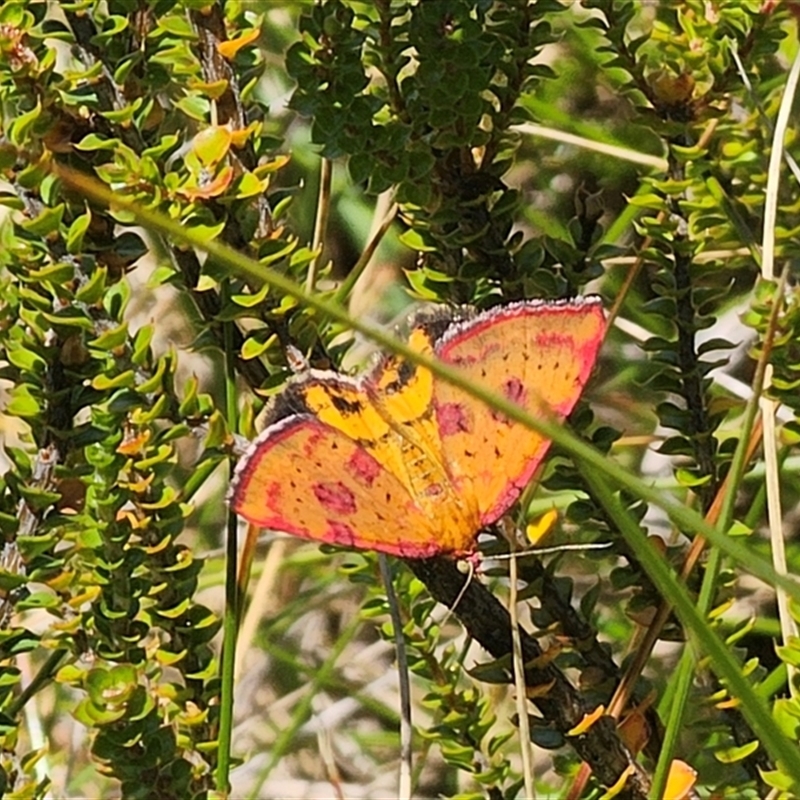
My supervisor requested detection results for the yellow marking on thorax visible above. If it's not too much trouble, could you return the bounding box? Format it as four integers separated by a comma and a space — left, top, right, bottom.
372, 331, 480, 538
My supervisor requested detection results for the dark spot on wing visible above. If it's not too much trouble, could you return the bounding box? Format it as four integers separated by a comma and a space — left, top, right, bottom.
262, 382, 322, 424
397, 359, 416, 386
384, 359, 416, 394
331, 394, 363, 415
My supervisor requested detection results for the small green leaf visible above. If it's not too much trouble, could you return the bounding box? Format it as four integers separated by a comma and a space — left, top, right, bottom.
191, 126, 232, 167
175, 95, 209, 120
92, 371, 136, 391
75, 265, 108, 305
241, 334, 275, 360
776, 638, 800, 668
726, 521, 752, 537
0, 513, 18, 537
232, 283, 270, 308
147, 264, 178, 288
196, 274, 218, 292
5, 343, 46, 374
0, 571, 27, 592
90, 13, 129, 45
74, 698, 126, 726
100, 98, 142, 125
178, 375, 199, 417
17, 591, 59, 610
260, 238, 296, 266
113, 54, 141, 85
41, 310, 95, 331
714, 740, 760, 763
187, 221, 226, 244
20, 204, 64, 236
0, 3, 30, 25
136, 354, 168, 394
7, 384, 41, 418
231, 170, 267, 199
185, 660, 219, 681
29, 262, 75, 283
131, 324, 154, 366
8, 102, 41, 147
131, 393, 169, 423
289, 246, 317, 269
16, 534, 58, 560
154, 14, 197, 39
154, 598, 192, 620
0, 192, 24, 210
399, 228, 437, 252
761, 768, 795, 791
674, 468, 711, 488
89, 322, 129, 351
67, 209, 92, 254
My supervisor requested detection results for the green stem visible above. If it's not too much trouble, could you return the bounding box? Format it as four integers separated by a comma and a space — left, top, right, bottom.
333, 201, 398, 306
215, 281, 240, 796
379, 555, 413, 800
9, 648, 68, 717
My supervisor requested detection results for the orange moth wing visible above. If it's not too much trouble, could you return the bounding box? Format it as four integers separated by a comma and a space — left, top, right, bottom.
229, 298, 605, 557
432, 297, 605, 525
231, 413, 444, 558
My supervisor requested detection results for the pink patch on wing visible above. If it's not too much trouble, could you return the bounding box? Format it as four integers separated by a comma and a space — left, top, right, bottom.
313, 481, 357, 515
534, 332, 574, 347
491, 377, 528, 423
448, 352, 479, 367
437, 402, 471, 435
265, 480, 283, 510
397, 539, 441, 558
503, 377, 527, 405
324, 521, 357, 546
347, 448, 381, 487
302, 428, 326, 458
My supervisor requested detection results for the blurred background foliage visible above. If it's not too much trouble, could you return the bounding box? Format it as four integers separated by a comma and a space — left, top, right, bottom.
1, 1, 800, 798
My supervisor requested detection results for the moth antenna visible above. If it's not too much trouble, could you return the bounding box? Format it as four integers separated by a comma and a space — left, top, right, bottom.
484, 542, 612, 562
440, 558, 474, 621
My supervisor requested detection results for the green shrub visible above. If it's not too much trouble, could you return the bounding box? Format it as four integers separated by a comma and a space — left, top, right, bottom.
1, 2, 799, 798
